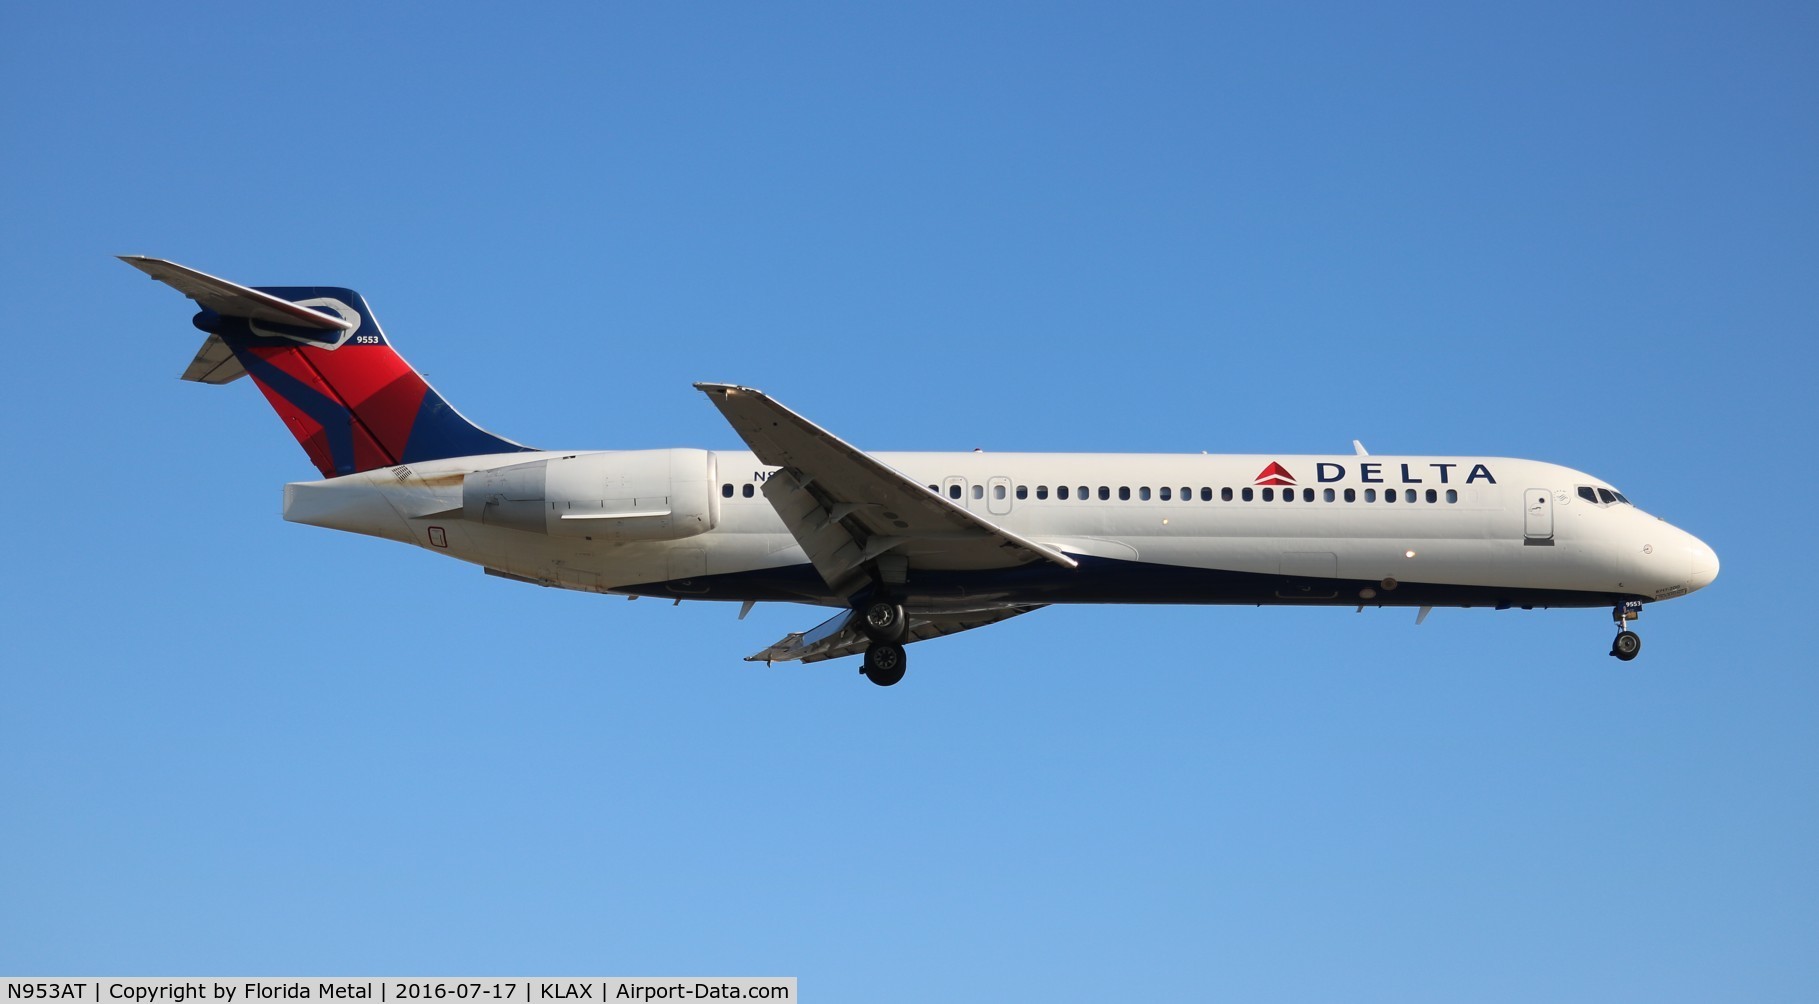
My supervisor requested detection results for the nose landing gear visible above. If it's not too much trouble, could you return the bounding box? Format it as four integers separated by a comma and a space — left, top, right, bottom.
1609, 600, 1644, 661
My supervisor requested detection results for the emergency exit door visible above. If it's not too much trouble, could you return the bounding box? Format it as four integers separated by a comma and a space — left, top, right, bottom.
943, 476, 970, 509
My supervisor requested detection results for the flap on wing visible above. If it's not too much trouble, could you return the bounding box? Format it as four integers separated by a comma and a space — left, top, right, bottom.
120, 256, 355, 331
749, 604, 1046, 665
696, 384, 1076, 594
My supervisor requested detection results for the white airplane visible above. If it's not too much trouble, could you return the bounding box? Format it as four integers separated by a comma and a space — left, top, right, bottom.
124, 257, 1719, 685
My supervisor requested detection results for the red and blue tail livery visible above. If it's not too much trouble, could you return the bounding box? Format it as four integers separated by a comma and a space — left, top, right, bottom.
122, 256, 533, 477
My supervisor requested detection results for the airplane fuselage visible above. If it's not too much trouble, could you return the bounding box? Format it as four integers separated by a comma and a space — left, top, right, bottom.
123, 256, 1718, 678
284, 448, 1719, 614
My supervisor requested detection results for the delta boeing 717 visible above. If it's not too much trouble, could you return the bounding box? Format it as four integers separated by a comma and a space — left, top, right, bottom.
124, 257, 1718, 686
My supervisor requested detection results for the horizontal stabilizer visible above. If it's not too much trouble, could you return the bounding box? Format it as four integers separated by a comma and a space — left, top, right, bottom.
179, 332, 248, 384
120, 256, 355, 331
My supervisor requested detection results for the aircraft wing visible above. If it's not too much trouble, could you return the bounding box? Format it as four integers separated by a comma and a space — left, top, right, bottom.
695, 383, 1077, 600
748, 604, 1047, 665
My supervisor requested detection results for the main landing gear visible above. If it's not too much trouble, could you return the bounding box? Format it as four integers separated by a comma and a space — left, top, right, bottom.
859, 598, 909, 687
1610, 600, 1644, 661
862, 641, 907, 687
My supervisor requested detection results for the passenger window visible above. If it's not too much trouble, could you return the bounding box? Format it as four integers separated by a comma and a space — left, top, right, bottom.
1140, 487, 1152, 501
1345, 488, 1356, 502
971, 484, 984, 500
1242, 487, 1254, 501
1220, 487, 1232, 502
742, 484, 755, 498
1181, 487, 1191, 501
948, 484, 962, 500
1303, 488, 1314, 502
1385, 489, 1396, 503
722, 483, 734, 498
1425, 488, 1437, 503
1324, 488, 1335, 502
1159, 487, 1171, 501
1079, 486, 1089, 500
1262, 487, 1274, 501
1036, 486, 1048, 500
928, 485, 938, 492
1099, 486, 1110, 501
1119, 486, 1131, 501
1057, 486, 1069, 500
1578, 486, 1597, 503
1446, 489, 1458, 503
1405, 489, 1417, 502
1364, 488, 1376, 502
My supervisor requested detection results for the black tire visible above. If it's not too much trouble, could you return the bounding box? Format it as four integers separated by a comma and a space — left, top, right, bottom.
863, 642, 907, 687
859, 599, 907, 643
1611, 630, 1642, 661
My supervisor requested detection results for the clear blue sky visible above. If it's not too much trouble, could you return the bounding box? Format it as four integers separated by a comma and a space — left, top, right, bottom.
3, 2, 1814, 1000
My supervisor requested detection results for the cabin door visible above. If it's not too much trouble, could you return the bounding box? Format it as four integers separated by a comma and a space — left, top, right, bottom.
1524, 489, 1554, 541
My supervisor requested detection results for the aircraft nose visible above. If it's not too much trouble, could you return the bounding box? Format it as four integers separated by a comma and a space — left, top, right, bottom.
1686, 534, 1720, 592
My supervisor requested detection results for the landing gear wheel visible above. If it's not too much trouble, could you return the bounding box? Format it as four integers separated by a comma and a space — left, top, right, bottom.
863, 642, 907, 687
1609, 600, 1644, 661
859, 599, 908, 643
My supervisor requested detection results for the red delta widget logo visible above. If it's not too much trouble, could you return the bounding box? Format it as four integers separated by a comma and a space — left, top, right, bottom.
1253, 461, 1497, 486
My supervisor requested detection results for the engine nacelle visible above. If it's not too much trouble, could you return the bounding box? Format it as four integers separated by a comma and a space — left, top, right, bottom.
462, 449, 720, 541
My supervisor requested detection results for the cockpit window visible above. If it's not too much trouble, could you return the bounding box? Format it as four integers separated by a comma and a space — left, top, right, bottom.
1577, 485, 1634, 507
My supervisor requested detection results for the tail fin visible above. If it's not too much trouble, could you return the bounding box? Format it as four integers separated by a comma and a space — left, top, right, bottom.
122, 257, 536, 478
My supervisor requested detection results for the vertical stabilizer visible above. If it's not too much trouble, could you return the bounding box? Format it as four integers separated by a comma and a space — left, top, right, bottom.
122, 257, 536, 477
